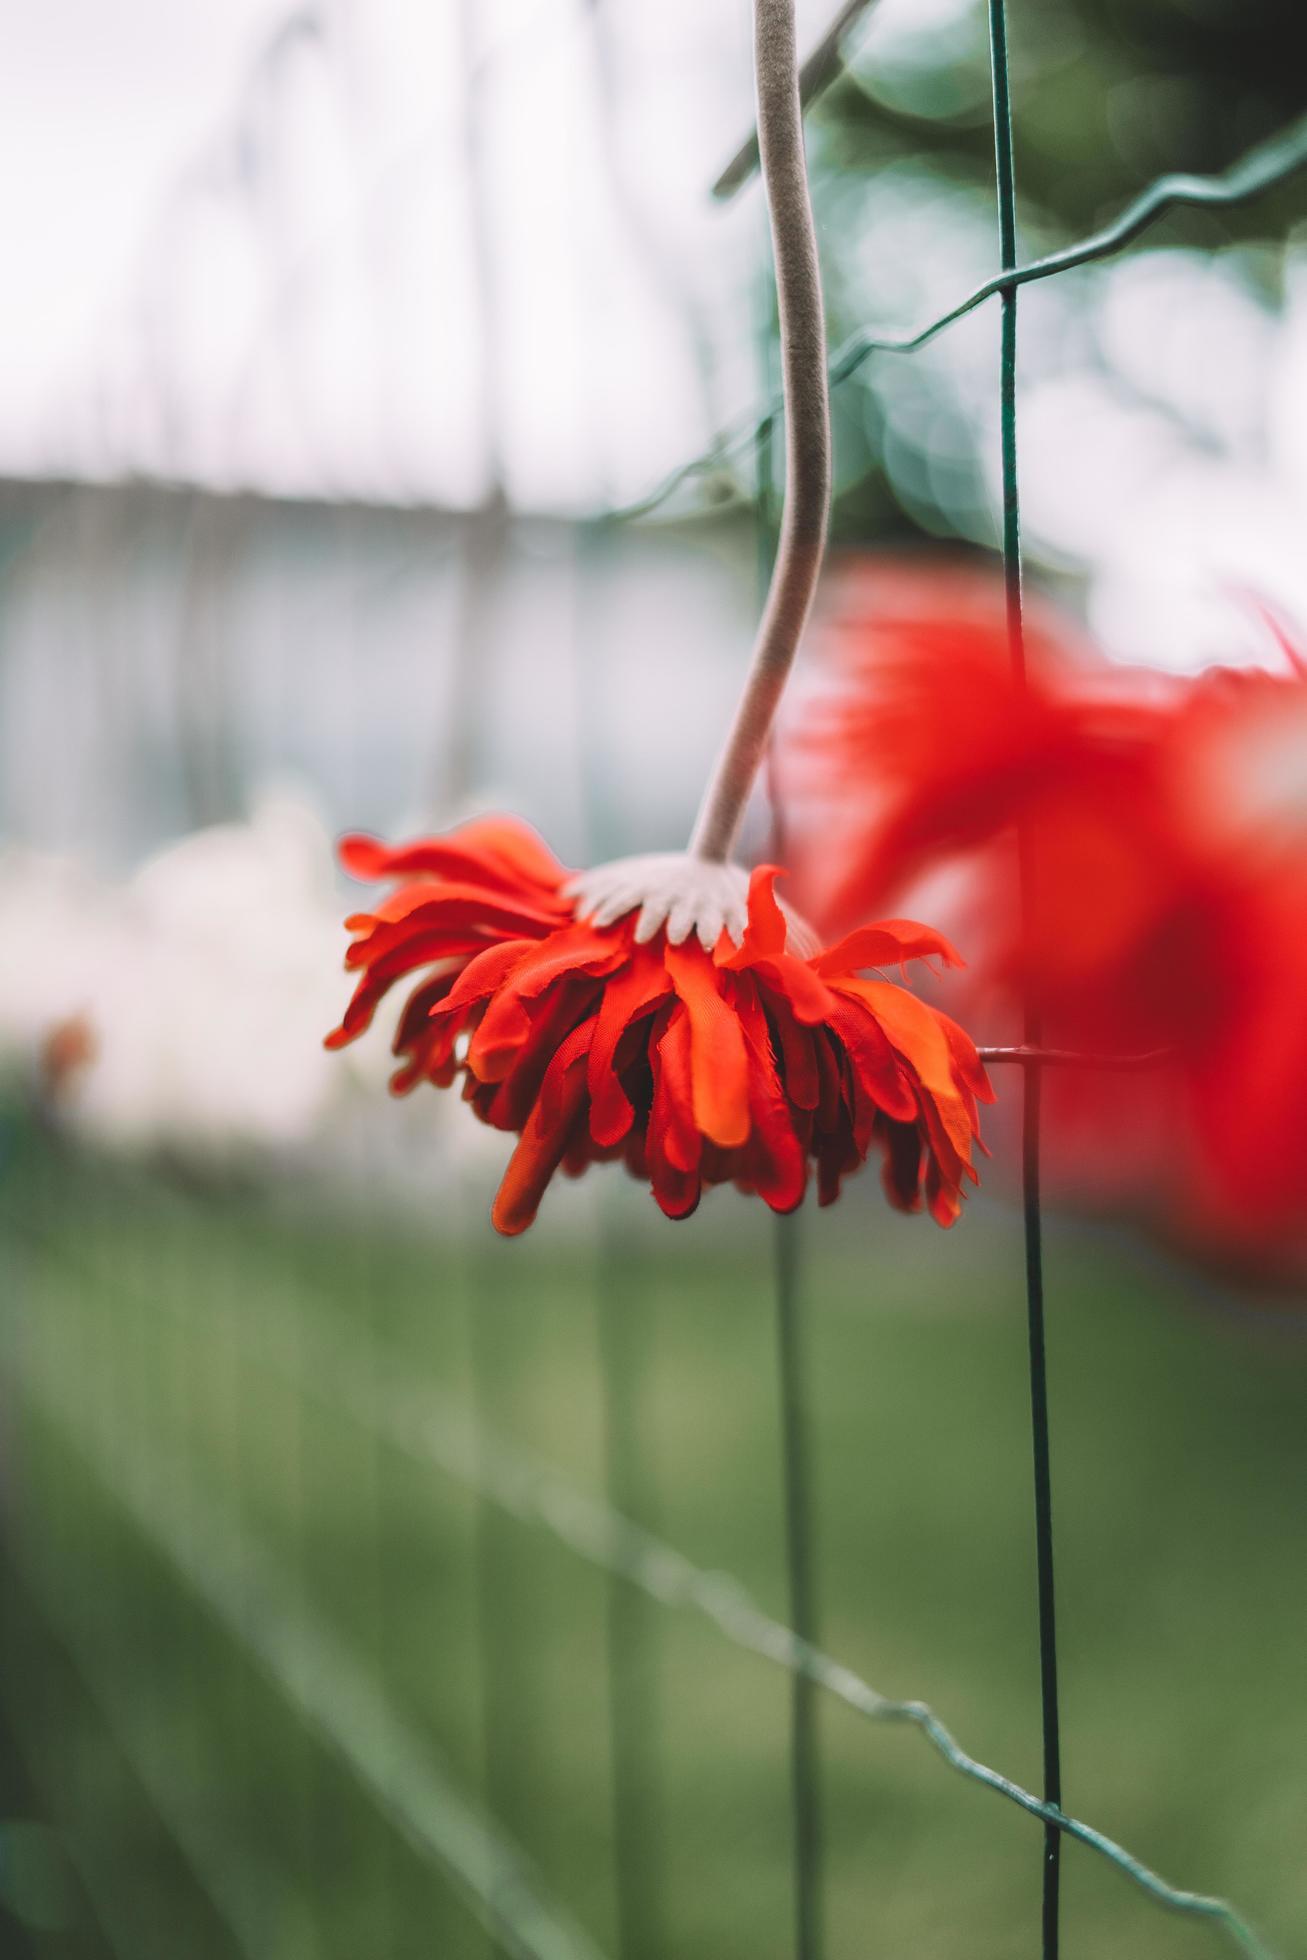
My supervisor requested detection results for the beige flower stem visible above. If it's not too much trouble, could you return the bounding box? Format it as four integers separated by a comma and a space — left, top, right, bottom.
688, 0, 831, 865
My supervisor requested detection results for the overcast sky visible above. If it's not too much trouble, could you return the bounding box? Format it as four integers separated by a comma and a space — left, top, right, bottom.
4, 0, 1306, 673
0, 0, 995, 509
0, 0, 790, 505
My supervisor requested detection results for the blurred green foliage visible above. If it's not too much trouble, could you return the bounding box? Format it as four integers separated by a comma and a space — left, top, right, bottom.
792, 0, 1307, 550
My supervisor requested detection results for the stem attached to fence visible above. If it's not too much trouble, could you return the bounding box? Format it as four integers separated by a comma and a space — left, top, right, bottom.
689, 0, 831, 865
987, 6, 1063, 1956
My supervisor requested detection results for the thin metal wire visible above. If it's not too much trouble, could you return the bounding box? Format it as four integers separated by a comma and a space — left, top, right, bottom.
572, 509, 668, 1960
986, 7, 1061, 1953
594, 1243, 665, 1960
468, 1265, 525, 1946
616, 108, 1307, 524
774, 1213, 825, 1960
10, 1226, 1276, 1960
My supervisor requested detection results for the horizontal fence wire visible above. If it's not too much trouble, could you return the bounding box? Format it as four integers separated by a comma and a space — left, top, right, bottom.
616, 107, 1307, 524
1, 1260, 612, 1960
3, 1214, 1277, 1960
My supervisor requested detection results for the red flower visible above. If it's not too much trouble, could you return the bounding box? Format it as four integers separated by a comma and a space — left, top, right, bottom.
790, 562, 1178, 952
788, 560, 1307, 1268
326, 815, 991, 1235
1154, 664, 1307, 1246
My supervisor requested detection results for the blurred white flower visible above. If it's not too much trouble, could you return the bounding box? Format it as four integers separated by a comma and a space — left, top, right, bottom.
3, 792, 382, 1160
5, 789, 527, 1208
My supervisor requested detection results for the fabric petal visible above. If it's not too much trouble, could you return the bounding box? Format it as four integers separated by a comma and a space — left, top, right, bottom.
662, 943, 751, 1149
652, 1004, 704, 1175
735, 989, 806, 1211
490, 1023, 592, 1236
718, 864, 788, 966
587, 944, 672, 1147
822, 993, 918, 1125
813, 919, 964, 977
340, 816, 569, 896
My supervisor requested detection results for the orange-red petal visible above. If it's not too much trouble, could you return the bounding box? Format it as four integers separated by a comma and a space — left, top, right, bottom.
663, 943, 750, 1149
813, 919, 964, 977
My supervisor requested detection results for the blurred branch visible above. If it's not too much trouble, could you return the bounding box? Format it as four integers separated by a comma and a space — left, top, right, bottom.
620, 107, 1307, 523
711, 0, 880, 201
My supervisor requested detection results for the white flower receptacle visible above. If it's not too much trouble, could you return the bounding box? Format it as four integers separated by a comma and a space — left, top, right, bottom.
565, 852, 819, 958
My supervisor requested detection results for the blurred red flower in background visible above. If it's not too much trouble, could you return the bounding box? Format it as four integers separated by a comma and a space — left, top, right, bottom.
786, 560, 1307, 1271
326, 816, 990, 1234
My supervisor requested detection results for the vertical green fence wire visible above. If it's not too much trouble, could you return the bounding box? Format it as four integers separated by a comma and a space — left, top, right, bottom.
595, 1246, 665, 1960
575, 507, 668, 1960
986, 6, 1063, 1956
447, 582, 518, 1951
774, 1212, 824, 1960
467, 1262, 520, 1955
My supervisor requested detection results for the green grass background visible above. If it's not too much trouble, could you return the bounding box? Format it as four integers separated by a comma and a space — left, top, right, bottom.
2, 1116, 1305, 1960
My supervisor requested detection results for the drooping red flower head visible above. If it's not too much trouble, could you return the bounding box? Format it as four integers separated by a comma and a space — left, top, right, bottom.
325, 815, 991, 1235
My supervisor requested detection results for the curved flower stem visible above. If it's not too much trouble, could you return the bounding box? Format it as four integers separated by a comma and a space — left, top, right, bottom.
689, 0, 831, 864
